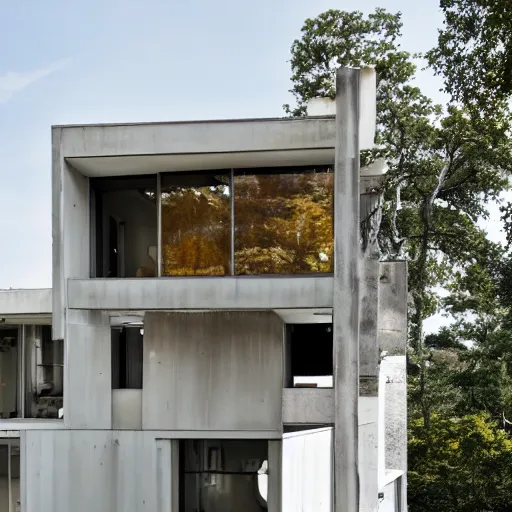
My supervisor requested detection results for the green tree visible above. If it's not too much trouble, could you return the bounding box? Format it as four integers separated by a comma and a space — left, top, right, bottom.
287, 7, 512, 511
428, 0, 512, 114
284, 9, 416, 117
286, 9, 512, 431
409, 413, 512, 512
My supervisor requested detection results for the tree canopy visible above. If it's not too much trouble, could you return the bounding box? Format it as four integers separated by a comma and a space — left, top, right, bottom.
286, 7, 512, 511
428, 0, 512, 114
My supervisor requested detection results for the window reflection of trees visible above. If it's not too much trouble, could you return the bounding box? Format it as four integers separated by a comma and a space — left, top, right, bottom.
234, 170, 333, 275
159, 168, 333, 277
161, 174, 231, 276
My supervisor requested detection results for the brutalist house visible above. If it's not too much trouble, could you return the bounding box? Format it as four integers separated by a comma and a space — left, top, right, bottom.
0, 67, 407, 512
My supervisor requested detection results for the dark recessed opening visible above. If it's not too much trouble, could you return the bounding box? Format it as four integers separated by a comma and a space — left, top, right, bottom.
285, 324, 333, 388
111, 327, 143, 389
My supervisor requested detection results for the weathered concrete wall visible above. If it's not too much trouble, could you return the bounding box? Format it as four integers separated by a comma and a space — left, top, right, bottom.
65, 311, 111, 429
67, 275, 334, 310
360, 259, 380, 378
52, 129, 91, 340
282, 389, 334, 425
378, 262, 407, 355
112, 390, 142, 430
22, 430, 158, 512
58, 118, 336, 158
143, 311, 283, 432
0, 289, 51, 316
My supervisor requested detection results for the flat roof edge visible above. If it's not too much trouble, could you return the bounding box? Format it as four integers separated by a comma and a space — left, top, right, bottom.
52, 115, 335, 130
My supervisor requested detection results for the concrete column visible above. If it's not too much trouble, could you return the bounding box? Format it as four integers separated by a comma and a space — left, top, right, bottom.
267, 440, 282, 512
52, 127, 90, 341
358, 169, 386, 511
333, 67, 361, 512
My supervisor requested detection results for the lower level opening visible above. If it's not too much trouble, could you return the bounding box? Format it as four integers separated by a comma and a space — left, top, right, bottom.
179, 439, 268, 512
0, 439, 19, 512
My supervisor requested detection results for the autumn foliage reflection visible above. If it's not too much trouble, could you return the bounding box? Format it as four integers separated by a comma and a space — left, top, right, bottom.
234, 170, 333, 275
160, 169, 334, 276
161, 174, 230, 276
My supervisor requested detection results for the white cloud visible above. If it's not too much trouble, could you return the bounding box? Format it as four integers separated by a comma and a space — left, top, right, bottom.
0, 59, 69, 104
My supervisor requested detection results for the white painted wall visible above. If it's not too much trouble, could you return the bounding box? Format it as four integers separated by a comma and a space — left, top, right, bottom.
378, 363, 386, 488
359, 397, 379, 512
378, 481, 396, 512
381, 356, 407, 509
282, 427, 333, 512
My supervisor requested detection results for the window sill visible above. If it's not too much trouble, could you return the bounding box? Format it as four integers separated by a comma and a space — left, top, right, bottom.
0, 418, 66, 433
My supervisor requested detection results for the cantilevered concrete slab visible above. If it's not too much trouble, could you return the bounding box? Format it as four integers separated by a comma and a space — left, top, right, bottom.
55, 117, 335, 155
67, 276, 333, 311
57, 117, 337, 176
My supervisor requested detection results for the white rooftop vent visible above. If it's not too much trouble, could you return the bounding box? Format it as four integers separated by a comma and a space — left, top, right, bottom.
306, 67, 377, 150
361, 158, 388, 176
306, 97, 336, 116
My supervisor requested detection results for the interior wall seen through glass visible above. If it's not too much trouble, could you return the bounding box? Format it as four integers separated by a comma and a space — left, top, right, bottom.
91, 175, 158, 278
234, 168, 333, 275
161, 172, 231, 276
28, 326, 64, 419
0, 329, 18, 419
0, 443, 20, 512
0, 326, 63, 419
180, 439, 268, 512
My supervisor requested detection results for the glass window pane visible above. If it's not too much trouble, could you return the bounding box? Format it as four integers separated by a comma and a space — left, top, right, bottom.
161, 172, 231, 276
0, 442, 20, 512
111, 327, 143, 390
0, 329, 18, 419
26, 326, 63, 419
10, 445, 19, 512
234, 168, 334, 275
90, 175, 158, 278
180, 439, 268, 512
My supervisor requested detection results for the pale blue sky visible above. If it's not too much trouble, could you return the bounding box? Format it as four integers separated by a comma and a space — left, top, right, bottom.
0, 0, 502, 319
0, 0, 445, 289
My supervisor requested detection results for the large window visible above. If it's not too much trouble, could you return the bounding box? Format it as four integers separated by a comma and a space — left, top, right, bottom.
91, 166, 333, 277
0, 325, 63, 419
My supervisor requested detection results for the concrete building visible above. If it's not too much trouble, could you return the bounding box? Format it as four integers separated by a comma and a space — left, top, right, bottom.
0, 68, 407, 512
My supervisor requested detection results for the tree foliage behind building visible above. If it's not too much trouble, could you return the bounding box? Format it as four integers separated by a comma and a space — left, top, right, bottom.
286, 7, 512, 511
